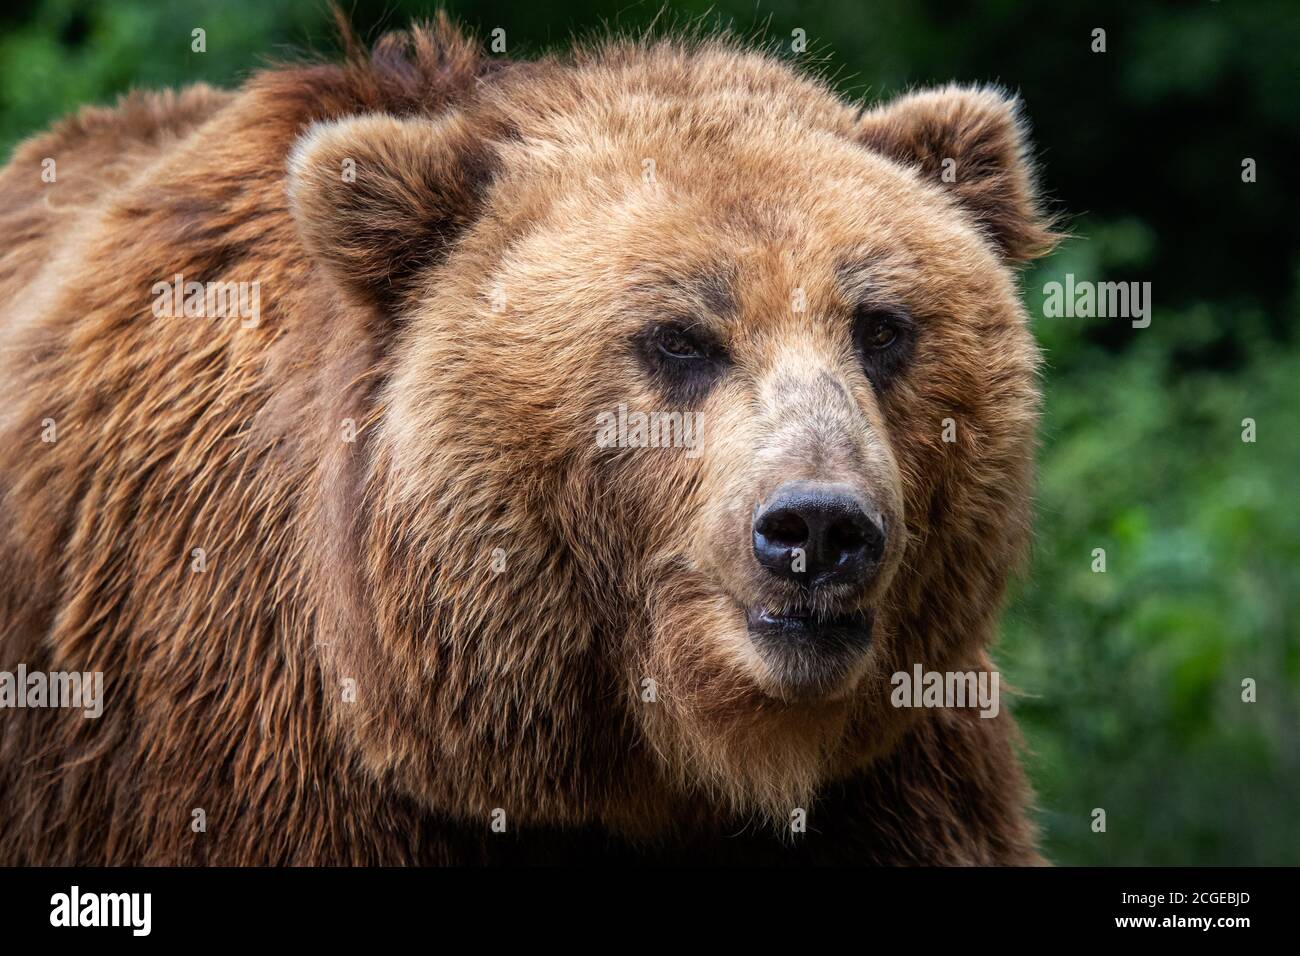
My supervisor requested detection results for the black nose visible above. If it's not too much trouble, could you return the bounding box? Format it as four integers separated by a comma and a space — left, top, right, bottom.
752, 481, 885, 587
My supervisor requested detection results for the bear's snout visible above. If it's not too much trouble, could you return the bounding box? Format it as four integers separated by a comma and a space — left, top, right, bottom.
751, 480, 885, 589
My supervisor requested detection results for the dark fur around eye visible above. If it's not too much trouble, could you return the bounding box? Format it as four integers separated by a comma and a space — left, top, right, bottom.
635, 321, 728, 404
853, 306, 915, 389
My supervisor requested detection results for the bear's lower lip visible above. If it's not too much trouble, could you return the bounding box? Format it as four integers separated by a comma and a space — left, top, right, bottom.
744, 606, 875, 699
745, 606, 874, 642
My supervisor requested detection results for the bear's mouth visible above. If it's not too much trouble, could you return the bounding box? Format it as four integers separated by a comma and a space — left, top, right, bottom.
744, 606, 875, 700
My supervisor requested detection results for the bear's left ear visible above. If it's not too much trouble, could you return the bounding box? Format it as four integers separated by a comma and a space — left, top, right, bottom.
855, 85, 1058, 264
287, 112, 497, 313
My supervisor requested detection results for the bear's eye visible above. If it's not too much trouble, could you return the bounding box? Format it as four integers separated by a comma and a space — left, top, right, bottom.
853, 306, 914, 389
636, 321, 727, 403
655, 325, 709, 360
860, 315, 898, 351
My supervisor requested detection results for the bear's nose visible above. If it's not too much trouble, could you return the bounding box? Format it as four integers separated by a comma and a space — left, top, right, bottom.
752, 481, 885, 588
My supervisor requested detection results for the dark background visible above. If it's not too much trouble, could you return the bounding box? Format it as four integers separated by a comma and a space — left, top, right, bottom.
1, 0, 1296, 864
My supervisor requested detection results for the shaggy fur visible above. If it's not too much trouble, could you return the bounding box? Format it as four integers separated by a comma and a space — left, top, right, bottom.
0, 15, 1055, 864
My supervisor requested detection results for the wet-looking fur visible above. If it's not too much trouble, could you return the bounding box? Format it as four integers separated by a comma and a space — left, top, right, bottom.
0, 15, 1056, 864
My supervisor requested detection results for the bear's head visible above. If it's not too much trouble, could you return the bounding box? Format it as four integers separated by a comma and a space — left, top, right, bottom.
287, 33, 1054, 833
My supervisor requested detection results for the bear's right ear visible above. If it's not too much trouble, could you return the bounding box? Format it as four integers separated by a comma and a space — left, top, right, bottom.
287, 112, 497, 312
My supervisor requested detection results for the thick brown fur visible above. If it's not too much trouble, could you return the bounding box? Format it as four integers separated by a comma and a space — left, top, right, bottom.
0, 15, 1056, 864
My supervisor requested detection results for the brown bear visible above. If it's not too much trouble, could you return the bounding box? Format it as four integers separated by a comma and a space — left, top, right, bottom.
0, 15, 1056, 865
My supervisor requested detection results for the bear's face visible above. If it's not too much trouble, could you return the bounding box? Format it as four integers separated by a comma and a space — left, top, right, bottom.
289, 48, 1053, 824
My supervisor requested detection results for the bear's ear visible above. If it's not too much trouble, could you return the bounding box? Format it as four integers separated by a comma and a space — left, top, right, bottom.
855, 85, 1057, 264
287, 112, 497, 312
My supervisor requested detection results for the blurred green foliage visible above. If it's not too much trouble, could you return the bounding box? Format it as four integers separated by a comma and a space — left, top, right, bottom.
2, 0, 1296, 864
